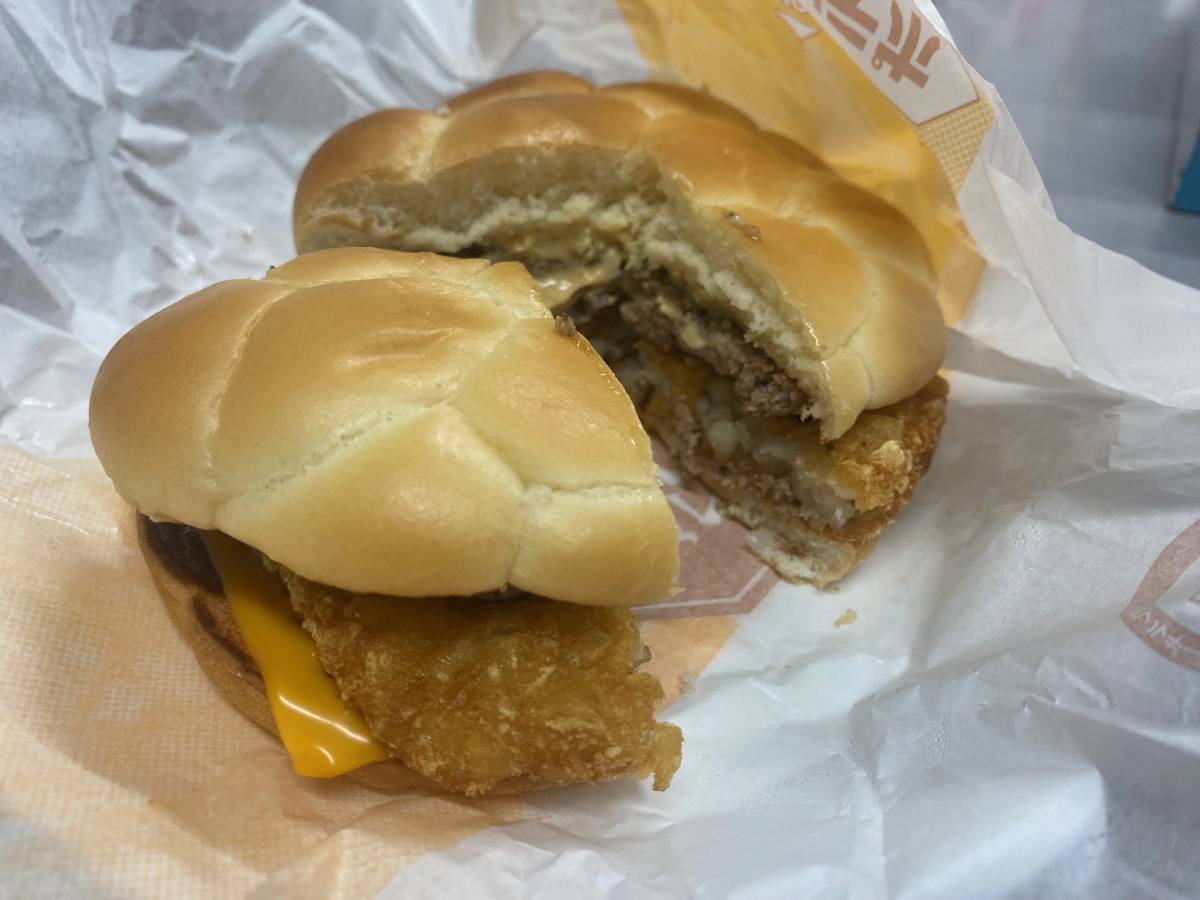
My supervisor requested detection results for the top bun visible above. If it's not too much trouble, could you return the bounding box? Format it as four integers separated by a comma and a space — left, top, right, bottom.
90, 248, 679, 607
293, 71, 946, 439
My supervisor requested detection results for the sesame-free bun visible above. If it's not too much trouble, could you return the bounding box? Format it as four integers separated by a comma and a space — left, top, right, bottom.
293, 71, 946, 439
91, 248, 679, 606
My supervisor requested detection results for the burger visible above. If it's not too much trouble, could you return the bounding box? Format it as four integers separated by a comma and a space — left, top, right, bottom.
90, 248, 683, 795
293, 71, 949, 586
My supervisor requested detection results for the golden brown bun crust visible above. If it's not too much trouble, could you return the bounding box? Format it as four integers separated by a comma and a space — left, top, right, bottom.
293, 72, 946, 438
137, 514, 589, 795
94, 248, 678, 606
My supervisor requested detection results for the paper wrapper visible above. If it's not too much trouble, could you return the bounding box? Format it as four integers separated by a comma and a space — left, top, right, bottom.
2, 1, 1199, 897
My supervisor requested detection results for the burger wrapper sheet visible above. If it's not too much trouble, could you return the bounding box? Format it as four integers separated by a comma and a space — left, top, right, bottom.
2, 1, 1199, 897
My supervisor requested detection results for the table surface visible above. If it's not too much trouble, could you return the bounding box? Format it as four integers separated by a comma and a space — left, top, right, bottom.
936, 0, 1200, 289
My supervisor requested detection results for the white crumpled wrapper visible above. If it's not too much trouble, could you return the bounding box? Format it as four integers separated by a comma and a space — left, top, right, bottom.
2, 1, 1199, 897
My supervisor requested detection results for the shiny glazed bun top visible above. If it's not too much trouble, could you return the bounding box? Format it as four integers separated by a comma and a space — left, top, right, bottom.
89, 248, 679, 607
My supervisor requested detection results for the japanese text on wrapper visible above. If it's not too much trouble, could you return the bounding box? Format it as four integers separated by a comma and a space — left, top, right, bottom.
782, 0, 942, 87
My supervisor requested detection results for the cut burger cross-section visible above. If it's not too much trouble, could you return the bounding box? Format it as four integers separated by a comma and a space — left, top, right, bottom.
293, 71, 950, 585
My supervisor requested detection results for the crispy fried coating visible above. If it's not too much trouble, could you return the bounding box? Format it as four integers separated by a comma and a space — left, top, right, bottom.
279, 571, 683, 796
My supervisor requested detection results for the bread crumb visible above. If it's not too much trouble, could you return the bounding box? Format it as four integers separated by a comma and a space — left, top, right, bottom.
834, 609, 858, 628
554, 314, 577, 337
435, 105, 451, 118
679, 672, 696, 694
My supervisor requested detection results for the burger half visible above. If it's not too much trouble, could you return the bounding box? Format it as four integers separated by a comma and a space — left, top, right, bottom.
90, 248, 683, 794
293, 71, 950, 586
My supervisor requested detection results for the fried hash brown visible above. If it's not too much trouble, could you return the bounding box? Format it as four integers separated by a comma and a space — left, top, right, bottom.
279, 568, 683, 796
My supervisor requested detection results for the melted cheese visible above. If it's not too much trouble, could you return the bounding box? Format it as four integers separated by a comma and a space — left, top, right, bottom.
533, 254, 623, 309
202, 533, 388, 777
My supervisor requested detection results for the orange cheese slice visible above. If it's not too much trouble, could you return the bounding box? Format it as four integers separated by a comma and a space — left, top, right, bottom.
202, 533, 389, 777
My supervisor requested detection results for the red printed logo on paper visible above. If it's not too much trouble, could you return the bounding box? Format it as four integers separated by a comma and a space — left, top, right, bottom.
1122, 520, 1200, 672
